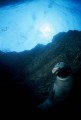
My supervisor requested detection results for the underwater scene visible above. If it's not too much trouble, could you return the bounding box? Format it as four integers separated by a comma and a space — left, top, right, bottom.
0, 0, 81, 117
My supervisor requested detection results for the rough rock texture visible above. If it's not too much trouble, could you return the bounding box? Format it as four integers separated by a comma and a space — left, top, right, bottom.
25, 30, 81, 103
0, 30, 81, 115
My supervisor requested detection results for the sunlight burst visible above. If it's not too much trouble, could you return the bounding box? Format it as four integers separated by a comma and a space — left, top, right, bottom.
40, 23, 52, 38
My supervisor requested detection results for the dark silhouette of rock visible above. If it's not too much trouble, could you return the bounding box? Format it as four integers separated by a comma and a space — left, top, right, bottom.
0, 30, 81, 116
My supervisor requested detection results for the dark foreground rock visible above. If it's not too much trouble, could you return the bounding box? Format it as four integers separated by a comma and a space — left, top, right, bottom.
0, 30, 81, 116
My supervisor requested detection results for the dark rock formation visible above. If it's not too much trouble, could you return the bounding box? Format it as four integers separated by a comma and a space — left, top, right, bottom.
0, 30, 81, 116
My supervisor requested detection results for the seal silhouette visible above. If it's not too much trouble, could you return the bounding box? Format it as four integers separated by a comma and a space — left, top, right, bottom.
38, 62, 73, 110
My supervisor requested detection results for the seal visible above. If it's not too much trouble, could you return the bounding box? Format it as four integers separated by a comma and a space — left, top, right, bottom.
38, 62, 73, 110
